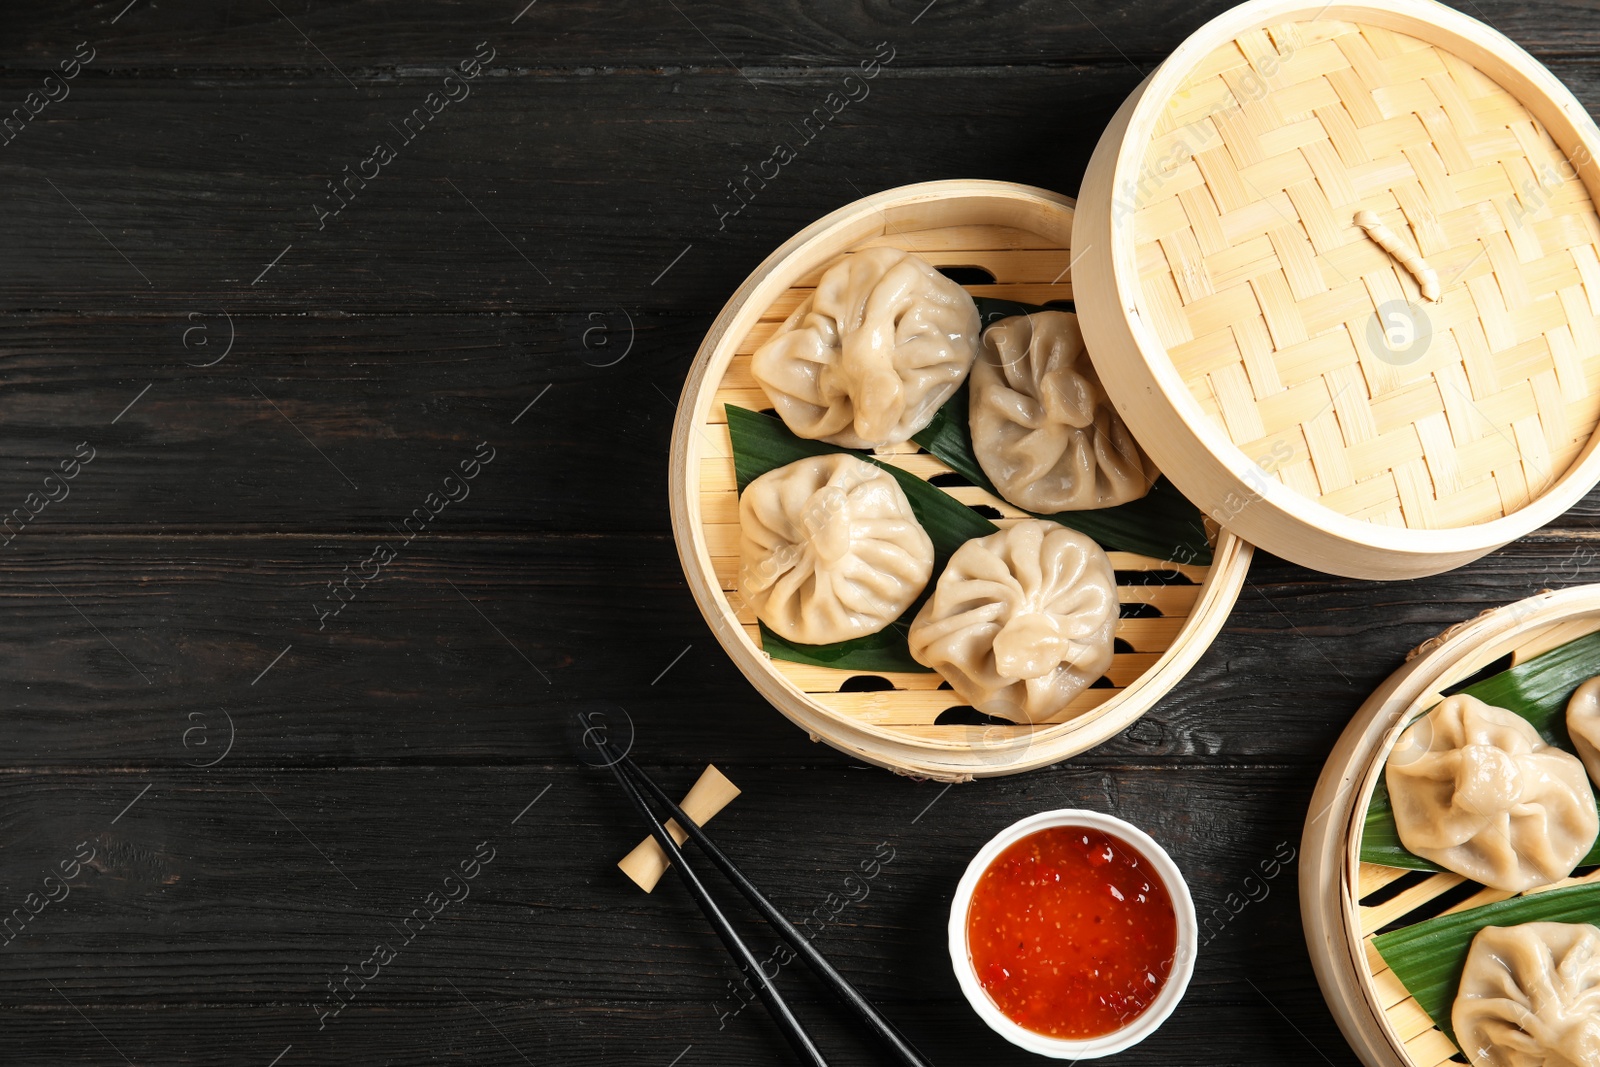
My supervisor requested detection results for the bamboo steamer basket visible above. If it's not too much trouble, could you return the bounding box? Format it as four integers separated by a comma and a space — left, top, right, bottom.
668, 181, 1253, 781
1075, 0, 1600, 580
1301, 585, 1600, 1067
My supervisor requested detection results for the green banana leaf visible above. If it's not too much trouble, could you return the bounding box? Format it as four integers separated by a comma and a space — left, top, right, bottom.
1360, 629, 1600, 870
726, 404, 996, 672
724, 292, 1218, 671
1371, 881, 1600, 1047
919, 296, 1212, 564
910, 383, 1213, 565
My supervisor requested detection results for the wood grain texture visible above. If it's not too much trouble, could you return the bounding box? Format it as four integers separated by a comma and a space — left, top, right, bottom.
0, 67, 1134, 313
0, 992, 1351, 1067
2, 59, 1598, 315
1, 2, 1598, 1063
0, 312, 688, 532
5, 314, 1600, 535
0, 535, 1592, 771
0, 763, 1352, 1064
1, 0, 1597, 68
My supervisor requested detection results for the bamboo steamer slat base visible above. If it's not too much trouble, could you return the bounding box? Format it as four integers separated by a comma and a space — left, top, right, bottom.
1075, 0, 1600, 580
669, 181, 1253, 781
1301, 585, 1600, 1067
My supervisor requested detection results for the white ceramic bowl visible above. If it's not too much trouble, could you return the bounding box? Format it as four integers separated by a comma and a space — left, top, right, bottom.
948, 809, 1198, 1058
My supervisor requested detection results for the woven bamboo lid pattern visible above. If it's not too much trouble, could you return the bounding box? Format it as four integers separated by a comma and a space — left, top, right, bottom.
1076, 0, 1600, 578
1137, 18, 1600, 530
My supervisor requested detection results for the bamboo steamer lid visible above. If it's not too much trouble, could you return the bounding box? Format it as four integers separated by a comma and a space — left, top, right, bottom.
1075, 0, 1600, 579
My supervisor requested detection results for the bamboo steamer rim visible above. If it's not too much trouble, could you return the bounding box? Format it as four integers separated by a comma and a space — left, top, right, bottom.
1075, 0, 1600, 579
1299, 584, 1600, 1067
667, 180, 1253, 780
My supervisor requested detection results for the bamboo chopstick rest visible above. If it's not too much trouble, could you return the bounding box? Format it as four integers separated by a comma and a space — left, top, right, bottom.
1354, 210, 1439, 302
618, 764, 740, 892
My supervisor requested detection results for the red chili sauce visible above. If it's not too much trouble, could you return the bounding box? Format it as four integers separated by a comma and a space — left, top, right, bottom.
966, 825, 1178, 1039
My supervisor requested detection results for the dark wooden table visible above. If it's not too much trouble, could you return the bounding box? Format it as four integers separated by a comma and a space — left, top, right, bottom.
2, 2, 1597, 1063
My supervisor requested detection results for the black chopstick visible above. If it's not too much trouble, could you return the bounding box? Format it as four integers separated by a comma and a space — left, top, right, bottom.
599, 749, 831, 1066
603, 743, 935, 1067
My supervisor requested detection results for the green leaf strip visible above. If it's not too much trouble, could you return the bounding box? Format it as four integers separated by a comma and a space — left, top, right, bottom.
910, 384, 1213, 565
723, 293, 1220, 671
1360, 630, 1600, 870
1372, 881, 1600, 1046
725, 404, 996, 673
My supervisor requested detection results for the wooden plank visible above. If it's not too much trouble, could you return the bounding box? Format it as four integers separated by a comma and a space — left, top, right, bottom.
5, 0, 1596, 68
0, 994, 1360, 1065
1358, 872, 1465, 933
0, 537, 1594, 769
0, 59, 1587, 314
0, 66, 1140, 314
0, 312, 689, 533
0, 761, 1352, 1013
1357, 862, 1411, 897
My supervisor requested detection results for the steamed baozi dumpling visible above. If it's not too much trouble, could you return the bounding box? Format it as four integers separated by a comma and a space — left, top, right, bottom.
1452, 921, 1600, 1067
969, 311, 1156, 512
1566, 676, 1600, 786
751, 247, 980, 449
739, 453, 934, 645
1386, 694, 1598, 892
907, 519, 1117, 724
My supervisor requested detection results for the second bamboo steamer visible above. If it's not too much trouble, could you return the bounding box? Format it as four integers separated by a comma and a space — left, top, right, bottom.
1301, 587, 1600, 1067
